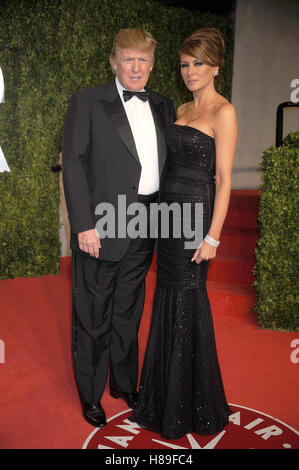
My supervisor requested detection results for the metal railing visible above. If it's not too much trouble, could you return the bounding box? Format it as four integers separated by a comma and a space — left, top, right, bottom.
276, 101, 299, 147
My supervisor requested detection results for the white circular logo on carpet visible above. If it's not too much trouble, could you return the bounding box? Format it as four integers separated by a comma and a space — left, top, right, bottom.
82, 404, 299, 450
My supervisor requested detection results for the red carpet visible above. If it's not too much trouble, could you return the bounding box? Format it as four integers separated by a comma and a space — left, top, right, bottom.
0, 190, 298, 449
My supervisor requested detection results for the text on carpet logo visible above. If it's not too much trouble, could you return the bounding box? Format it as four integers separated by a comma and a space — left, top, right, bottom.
83, 405, 299, 450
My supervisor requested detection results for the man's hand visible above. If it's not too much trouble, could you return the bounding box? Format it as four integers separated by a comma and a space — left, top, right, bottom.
78, 229, 101, 258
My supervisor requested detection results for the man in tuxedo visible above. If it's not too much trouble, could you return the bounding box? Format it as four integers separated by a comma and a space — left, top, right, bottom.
62, 28, 175, 427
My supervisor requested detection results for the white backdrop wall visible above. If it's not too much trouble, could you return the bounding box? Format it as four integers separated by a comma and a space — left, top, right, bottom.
231, 0, 299, 189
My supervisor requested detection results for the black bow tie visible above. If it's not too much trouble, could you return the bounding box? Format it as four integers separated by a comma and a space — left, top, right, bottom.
123, 90, 149, 102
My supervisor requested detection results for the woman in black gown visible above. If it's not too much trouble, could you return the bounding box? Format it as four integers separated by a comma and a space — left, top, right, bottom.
130, 28, 238, 439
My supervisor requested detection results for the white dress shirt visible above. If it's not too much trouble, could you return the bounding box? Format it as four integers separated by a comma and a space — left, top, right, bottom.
115, 77, 159, 195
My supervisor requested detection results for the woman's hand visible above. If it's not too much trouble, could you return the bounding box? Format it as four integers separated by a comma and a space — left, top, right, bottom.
191, 240, 217, 264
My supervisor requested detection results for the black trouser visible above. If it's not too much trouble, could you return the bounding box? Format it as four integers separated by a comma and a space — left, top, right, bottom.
71, 193, 157, 406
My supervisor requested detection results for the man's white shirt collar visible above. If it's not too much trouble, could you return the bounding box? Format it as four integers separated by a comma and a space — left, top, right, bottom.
115, 76, 146, 104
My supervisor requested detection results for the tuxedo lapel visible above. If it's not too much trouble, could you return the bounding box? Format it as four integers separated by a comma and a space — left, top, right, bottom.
99, 81, 140, 165
99, 80, 167, 174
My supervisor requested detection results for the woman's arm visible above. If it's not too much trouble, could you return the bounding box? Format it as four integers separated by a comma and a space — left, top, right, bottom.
192, 103, 238, 263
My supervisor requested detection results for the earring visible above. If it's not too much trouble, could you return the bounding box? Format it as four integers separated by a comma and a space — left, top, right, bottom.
214, 69, 219, 77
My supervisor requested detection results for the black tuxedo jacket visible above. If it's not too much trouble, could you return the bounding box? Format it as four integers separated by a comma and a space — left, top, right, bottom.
62, 79, 175, 261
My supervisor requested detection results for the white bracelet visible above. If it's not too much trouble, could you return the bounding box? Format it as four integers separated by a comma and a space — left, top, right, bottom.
204, 234, 220, 247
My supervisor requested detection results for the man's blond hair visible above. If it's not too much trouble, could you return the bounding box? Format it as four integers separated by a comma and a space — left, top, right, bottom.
110, 28, 157, 63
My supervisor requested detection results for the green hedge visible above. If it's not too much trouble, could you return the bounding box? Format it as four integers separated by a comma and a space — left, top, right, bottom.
0, 0, 233, 279
253, 132, 299, 331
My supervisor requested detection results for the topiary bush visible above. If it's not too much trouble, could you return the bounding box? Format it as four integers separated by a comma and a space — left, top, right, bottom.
253, 131, 299, 331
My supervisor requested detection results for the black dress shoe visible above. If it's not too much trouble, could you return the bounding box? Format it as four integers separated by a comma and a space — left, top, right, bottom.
82, 403, 107, 428
110, 388, 138, 409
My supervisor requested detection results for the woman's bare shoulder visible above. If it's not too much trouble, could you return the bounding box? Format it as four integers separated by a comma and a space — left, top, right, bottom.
176, 101, 192, 119
214, 98, 236, 123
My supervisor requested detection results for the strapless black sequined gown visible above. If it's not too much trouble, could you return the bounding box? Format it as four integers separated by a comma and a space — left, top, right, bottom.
130, 124, 231, 439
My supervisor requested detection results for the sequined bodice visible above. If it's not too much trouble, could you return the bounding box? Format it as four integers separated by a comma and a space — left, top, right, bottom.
165, 123, 216, 175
